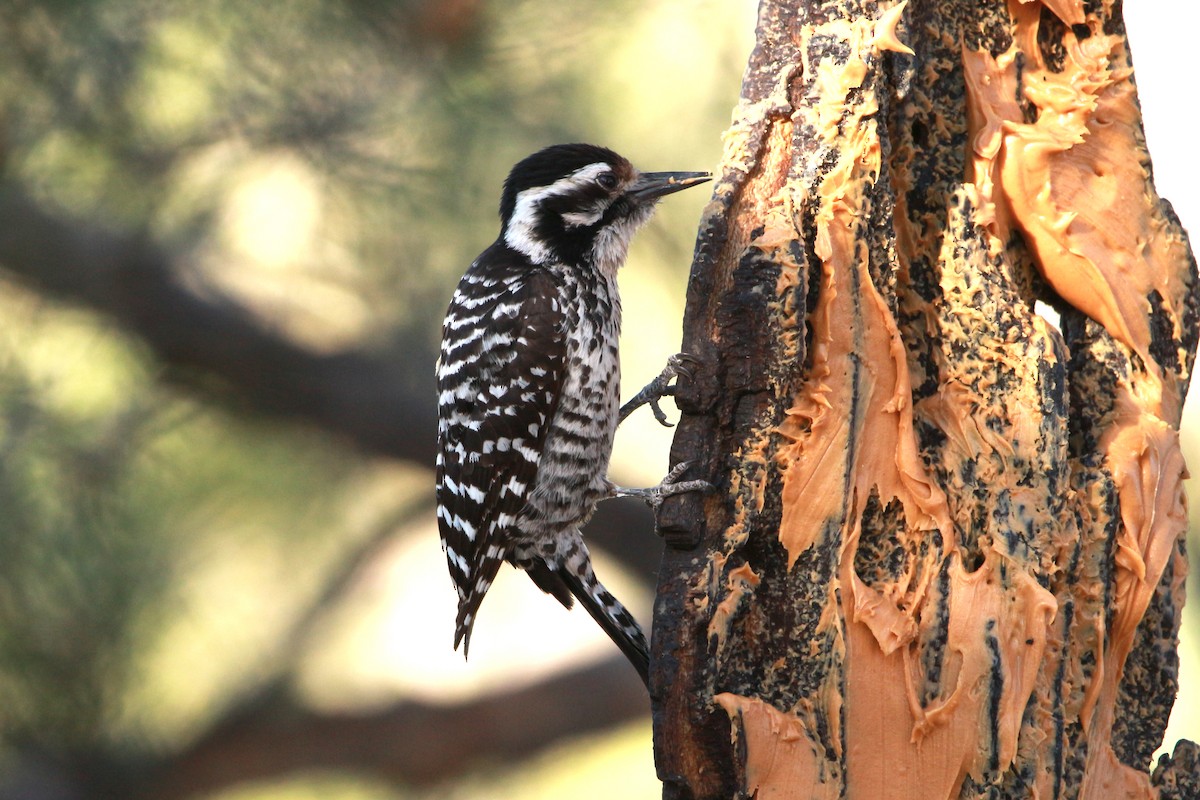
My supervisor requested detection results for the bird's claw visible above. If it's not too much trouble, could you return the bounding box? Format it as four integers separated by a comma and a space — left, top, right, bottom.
665, 352, 701, 382
620, 352, 702, 427
647, 392, 674, 427
612, 460, 713, 511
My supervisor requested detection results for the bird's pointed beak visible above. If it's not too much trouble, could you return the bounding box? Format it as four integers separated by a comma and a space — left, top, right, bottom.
627, 171, 712, 203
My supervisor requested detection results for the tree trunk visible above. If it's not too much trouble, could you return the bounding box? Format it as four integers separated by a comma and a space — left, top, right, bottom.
651, 0, 1198, 798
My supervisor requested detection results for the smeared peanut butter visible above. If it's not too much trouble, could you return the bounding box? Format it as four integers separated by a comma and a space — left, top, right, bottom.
715, 693, 842, 799
708, 562, 762, 654
872, 0, 914, 56
679, 0, 1196, 796
965, 2, 1194, 417
960, 2, 1193, 794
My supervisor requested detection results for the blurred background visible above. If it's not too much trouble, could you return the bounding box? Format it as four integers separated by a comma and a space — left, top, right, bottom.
0, 1, 1194, 798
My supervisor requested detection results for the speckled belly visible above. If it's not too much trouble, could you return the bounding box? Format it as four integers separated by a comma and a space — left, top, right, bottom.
516, 336, 619, 541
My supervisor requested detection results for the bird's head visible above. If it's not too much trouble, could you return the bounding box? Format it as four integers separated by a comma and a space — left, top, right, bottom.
498, 143, 710, 273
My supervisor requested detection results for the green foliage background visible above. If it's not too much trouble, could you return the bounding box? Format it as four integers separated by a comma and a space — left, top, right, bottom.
0, 1, 752, 796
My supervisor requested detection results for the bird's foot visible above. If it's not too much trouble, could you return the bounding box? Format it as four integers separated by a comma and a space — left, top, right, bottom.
611, 461, 712, 510
619, 353, 701, 427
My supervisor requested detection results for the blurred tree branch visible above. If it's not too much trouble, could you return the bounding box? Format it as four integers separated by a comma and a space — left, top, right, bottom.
145, 657, 645, 800
0, 658, 647, 800
0, 182, 438, 462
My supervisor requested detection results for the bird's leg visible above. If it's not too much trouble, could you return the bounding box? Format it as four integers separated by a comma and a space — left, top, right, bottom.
610, 461, 712, 510
619, 353, 701, 427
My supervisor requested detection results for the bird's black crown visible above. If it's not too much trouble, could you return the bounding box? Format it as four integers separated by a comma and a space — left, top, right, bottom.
494, 143, 710, 269
498, 143, 628, 224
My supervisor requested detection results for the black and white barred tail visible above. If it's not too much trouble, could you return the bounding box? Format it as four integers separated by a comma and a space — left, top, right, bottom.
554, 542, 650, 684
514, 538, 649, 684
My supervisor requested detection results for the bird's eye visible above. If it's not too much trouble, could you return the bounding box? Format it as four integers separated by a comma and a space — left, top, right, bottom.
596, 172, 618, 190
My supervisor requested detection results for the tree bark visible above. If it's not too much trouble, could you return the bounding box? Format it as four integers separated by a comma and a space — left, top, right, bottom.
652, 1, 1198, 798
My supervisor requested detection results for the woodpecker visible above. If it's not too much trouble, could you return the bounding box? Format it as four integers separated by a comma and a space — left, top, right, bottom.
435, 143, 710, 685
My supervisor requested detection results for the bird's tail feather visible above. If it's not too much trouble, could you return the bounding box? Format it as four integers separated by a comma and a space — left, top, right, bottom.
557, 542, 650, 687
453, 554, 504, 658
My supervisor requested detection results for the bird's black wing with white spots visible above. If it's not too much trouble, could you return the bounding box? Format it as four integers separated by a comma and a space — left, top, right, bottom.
435, 249, 566, 655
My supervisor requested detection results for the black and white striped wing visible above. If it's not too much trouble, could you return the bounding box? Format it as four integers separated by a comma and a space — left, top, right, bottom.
435, 261, 565, 654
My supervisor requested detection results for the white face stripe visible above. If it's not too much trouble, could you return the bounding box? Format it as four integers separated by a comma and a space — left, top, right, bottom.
561, 206, 604, 228
504, 161, 617, 262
